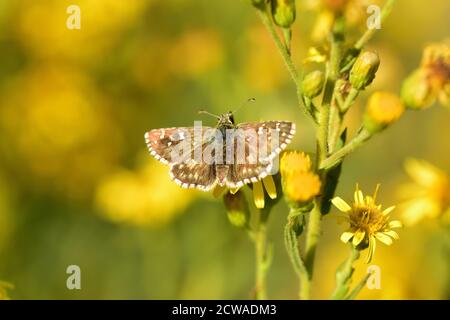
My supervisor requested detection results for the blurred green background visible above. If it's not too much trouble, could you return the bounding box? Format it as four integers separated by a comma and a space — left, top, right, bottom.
0, 0, 449, 299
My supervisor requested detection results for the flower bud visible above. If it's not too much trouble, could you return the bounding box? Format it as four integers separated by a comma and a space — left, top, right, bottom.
364, 92, 404, 133
280, 151, 312, 177
271, 0, 296, 29
251, 0, 267, 10
349, 51, 380, 90
301, 70, 325, 98
280, 151, 321, 208
401, 69, 439, 110
223, 190, 250, 228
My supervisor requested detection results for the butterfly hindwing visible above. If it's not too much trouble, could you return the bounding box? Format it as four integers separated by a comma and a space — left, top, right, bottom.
169, 162, 217, 191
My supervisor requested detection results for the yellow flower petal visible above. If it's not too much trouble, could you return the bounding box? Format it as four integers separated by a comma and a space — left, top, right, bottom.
354, 190, 364, 205
352, 230, 365, 246
405, 158, 445, 188
340, 231, 354, 243
382, 205, 396, 216
253, 181, 265, 209
366, 236, 376, 263
388, 220, 403, 229
331, 197, 351, 212
383, 230, 399, 240
262, 176, 277, 199
375, 232, 393, 245
402, 198, 440, 226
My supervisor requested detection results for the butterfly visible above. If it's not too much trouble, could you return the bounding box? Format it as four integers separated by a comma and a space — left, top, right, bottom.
144, 111, 295, 192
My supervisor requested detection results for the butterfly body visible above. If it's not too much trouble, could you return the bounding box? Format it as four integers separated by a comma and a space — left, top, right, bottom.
145, 113, 295, 191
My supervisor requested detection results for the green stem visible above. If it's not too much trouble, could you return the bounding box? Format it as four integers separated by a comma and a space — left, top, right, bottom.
303, 203, 322, 275
340, 87, 359, 114
355, 0, 397, 50
284, 219, 310, 300
345, 273, 371, 300
254, 210, 269, 300
257, 10, 315, 122
258, 10, 298, 85
330, 246, 360, 300
300, 14, 345, 300
320, 128, 372, 170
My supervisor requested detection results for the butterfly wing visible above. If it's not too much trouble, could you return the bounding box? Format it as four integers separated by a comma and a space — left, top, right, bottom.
145, 126, 214, 164
236, 121, 296, 163
169, 162, 217, 191
223, 121, 295, 188
145, 126, 218, 191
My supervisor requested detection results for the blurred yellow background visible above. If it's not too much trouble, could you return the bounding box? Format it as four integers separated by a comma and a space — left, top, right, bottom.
0, 0, 449, 299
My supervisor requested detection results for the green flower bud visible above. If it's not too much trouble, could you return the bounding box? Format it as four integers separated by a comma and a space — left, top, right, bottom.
301, 70, 325, 98
271, 0, 296, 29
349, 51, 380, 90
223, 190, 250, 229
251, 0, 267, 10
401, 69, 439, 110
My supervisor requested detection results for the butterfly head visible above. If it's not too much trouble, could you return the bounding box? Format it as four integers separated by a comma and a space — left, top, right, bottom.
217, 112, 235, 129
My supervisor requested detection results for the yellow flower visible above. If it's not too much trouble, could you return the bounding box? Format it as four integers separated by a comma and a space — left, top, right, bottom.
309, 0, 383, 42
95, 162, 197, 226
364, 91, 404, 133
402, 40, 450, 110
332, 184, 402, 263
284, 172, 322, 203
280, 151, 312, 176
281, 151, 321, 205
400, 159, 450, 226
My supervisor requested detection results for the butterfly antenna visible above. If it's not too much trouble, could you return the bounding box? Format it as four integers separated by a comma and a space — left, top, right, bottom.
198, 109, 220, 119
232, 97, 256, 114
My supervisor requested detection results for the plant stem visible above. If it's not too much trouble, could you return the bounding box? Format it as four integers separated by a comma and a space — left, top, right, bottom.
284, 220, 310, 299
355, 0, 396, 50
320, 128, 372, 170
300, 15, 345, 300
330, 246, 360, 300
258, 10, 298, 85
257, 10, 315, 122
300, 200, 322, 299
340, 87, 359, 114
254, 210, 268, 300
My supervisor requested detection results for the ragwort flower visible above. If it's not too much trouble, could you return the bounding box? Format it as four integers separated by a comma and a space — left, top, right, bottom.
280, 151, 321, 207
400, 159, 450, 226
332, 184, 402, 263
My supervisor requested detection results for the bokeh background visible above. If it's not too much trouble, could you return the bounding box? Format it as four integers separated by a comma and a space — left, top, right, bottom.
0, 0, 449, 299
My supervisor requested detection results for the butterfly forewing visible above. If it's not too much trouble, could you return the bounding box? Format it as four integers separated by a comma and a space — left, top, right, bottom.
145, 126, 219, 189
145, 126, 215, 164
236, 121, 296, 163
